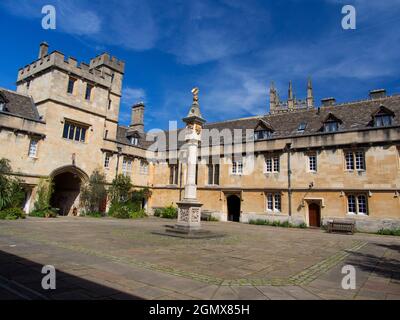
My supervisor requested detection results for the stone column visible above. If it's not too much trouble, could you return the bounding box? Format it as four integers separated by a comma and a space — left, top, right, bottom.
184, 139, 198, 200
175, 88, 206, 232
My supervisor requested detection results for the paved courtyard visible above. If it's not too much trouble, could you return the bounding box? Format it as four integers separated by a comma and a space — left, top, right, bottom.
0, 217, 399, 300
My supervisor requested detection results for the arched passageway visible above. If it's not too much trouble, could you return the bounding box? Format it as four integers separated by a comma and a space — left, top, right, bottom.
50, 167, 87, 216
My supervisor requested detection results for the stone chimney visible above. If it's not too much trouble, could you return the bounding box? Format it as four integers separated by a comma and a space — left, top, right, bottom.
38, 42, 49, 59
321, 97, 336, 107
130, 102, 145, 133
369, 89, 386, 100
288, 81, 295, 109
306, 77, 314, 108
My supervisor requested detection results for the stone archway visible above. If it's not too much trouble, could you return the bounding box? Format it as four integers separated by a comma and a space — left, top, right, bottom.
227, 195, 241, 222
50, 166, 88, 216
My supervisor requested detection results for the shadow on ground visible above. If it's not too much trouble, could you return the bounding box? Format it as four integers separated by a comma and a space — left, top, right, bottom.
0, 250, 143, 300
345, 243, 400, 281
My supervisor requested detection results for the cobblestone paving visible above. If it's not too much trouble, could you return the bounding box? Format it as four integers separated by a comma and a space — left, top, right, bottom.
0, 217, 399, 300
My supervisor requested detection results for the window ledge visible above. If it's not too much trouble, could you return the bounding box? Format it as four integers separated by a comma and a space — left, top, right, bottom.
62, 138, 86, 144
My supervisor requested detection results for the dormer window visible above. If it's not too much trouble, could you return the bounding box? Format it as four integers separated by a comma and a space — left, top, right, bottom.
254, 130, 272, 140
297, 122, 307, 132
322, 113, 342, 133
130, 136, 139, 146
324, 121, 339, 132
0, 94, 7, 112
254, 119, 274, 141
372, 106, 394, 127
375, 115, 392, 127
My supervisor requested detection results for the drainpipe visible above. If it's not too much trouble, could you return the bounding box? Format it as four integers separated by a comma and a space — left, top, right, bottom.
285, 143, 292, 217
116, 146, 122, 178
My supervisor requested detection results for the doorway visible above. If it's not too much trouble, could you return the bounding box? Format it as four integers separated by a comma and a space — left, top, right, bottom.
308, 203, 321, 227
227, 195, 241, 222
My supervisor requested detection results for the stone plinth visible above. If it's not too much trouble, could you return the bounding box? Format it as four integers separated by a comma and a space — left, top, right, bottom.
175, 200, 203, 231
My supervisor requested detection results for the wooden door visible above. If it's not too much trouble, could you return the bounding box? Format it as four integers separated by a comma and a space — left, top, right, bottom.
308, 203, 321, 227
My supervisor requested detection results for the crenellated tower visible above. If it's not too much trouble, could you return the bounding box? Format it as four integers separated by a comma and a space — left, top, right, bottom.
16, 43, 126, 142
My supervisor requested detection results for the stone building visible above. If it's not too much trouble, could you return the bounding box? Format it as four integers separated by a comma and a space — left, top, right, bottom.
0, 43, 399, 232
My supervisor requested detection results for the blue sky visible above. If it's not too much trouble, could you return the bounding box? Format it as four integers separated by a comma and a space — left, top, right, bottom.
1, 0, 400, 130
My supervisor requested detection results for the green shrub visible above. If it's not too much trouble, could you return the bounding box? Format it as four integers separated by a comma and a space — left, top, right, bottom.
0, 207, 26, 220
33, 178, 54, 213
108, 202, 130, 219
0, 158, 25, 211
109, 174, 133, 204
152, 206, 177, 219
153, 208, 163, 217
249, 219, 306, 229
108, 202, 146, 219
206, 216, 219, 222
280, 220, 292, 228
249, 219, 268, 225
129, 209, 147, 219
30, 209, 57, 218
377, 228, 400, 236
82, 211, 104, 218
80, 169, 107, 213
160, 205, 178, 219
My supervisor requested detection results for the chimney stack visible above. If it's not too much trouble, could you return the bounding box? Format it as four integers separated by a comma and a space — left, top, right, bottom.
38, 42, 49, 59
306, 77, 314, 108
321, 97, 336, 107
369, 89, 386, 100
130, 102, 145, 134
288, 81, 295, 109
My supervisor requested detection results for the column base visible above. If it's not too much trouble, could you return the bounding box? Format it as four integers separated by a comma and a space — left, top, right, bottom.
175, 200, 203, 231
152, 200, 225, 239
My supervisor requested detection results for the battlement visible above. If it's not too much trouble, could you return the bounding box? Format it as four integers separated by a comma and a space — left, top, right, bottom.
89, 53, 125, 74
273, 99, 309, 112
17, 46, 125, 88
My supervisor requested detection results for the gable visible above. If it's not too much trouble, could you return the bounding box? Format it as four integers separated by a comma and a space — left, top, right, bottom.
371, 105, 395, 118
323, 112, 342, 124
254, 119, 274, 132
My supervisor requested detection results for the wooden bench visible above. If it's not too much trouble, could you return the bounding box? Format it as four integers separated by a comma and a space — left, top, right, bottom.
327, 219, 356, 234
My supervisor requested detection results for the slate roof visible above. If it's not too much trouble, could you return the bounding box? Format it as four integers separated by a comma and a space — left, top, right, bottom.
158, 94, 400, 150
116, 126, 155, 149
0, 88, 41, 121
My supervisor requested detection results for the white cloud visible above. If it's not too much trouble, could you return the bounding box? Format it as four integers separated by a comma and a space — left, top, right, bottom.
158, 0, 271, 65
121, 87, 146, 106
1, 0, 157, 50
